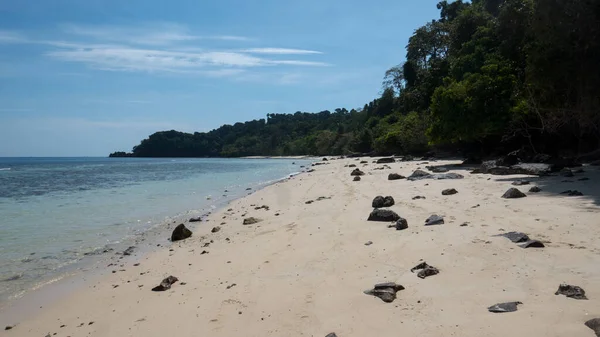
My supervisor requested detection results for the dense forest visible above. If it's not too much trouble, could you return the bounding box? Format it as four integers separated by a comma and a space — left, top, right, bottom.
111, 0, 600, 158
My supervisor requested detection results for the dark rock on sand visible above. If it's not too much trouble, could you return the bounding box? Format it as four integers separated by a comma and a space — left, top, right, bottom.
189, 216, 203, 222
351, 168, 365, 176
353, 176, 361, 181
211, 226, 221, 233
388, 173, 405, 180
529, 186, 542, 193
426, 166, 449, 173
368, 209, 401, 222
325, 333, 338, 337
585, 318, 600, 337
152, 275, 178, 291
555, 284, 588, 300
512, 180, 530, 186
408, 170, 464, 181
502, 188, 527, 199
122, 246, 135, 256
478, 161, 553, 176
519, 240, 545, 248
560, 190, 584, 196
495, 231, 530, 243
372, 196, 395, 208
243, 217, 262, 225
348, 164, 357, 168
364, 282, 405, 303
488, 301, 522, 313
411, 262, 439, 279
425, 214, 444, 226
5, 325, 14, 330
376, 157, 395, 164
394, 217, 408, 230
442, 188, 458, 195
364, 241, 373, 246
407, 169, 431, 181
412, 196, 426, 200
171, 224, 192, 242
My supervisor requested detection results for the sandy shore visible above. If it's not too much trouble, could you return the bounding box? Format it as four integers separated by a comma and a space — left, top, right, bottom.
2, 158, 600, 337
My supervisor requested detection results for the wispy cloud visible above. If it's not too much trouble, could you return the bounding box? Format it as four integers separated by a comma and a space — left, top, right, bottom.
0, 30, 28, 43
242, 48, 322, 55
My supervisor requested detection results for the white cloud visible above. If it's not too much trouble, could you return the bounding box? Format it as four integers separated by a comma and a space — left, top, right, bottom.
242, 48, 322, 55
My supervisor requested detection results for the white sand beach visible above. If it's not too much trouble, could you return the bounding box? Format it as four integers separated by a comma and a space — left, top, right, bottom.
2, 158, 600, 337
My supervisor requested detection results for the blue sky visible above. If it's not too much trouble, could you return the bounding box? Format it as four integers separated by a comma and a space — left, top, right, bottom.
0, 0, 441, 156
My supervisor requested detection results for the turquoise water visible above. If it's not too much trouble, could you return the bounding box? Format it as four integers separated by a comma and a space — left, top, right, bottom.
0, 157, 309, 301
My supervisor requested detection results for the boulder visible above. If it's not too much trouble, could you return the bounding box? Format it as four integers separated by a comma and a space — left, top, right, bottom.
426, 166, 449, 173
585, 318, 600, 337
560, 190, 584, 196
442, 188, 458, 195
512, 180, 530, 186
189, 216, 202, 222
519, 240, 545, 248
325, 333, 338, 337
529, 186, 542, 193
425, 214, 444, 226
363, 282, 405, 303
488, 301, 522, 313
152, 276, 178, 291
348, 164, 357, 168
407, 169, 432, 181
243, 217, 262, 225
372, 196, 395, 208
408, 170, 463, 181
502, 188, 527, 199
211, 226, 221, 233
395, 217, 408, 230
495, 231, 530, 243
388, 173, 405, 180
351, 168, 365, 176
171, 224, 192, 242
479, 161, 553, 176
377, 157, 395, 164
555, 284, 587, 300
353, 176, 361, 181
368, 209, 401, 222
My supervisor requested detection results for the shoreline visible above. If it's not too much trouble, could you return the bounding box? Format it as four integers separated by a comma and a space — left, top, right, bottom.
2, 157, 600, 336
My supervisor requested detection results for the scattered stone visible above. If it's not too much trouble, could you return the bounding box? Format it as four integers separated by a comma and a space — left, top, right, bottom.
363, 282, 405, 303
376, 157, 395, 164
388, 173, 405, 180
189, 216, 202, 222
368, 209, 401, 222
307, 169, 315, 173
394, 217, 409, 230
529, 186, 542, 193
585, 318, 600, 337
351, 168, 365, 176
171, 224, 192, 242
316, 196, 331, 201
412, 196, 426, 200
364, 241, 373, 246
407, 170, 464, 181
512, 180, 530, 186
348, 164, 357, 168
460, 223, 468, 227
243, 217, 262, 225
305, 200, 314, 204
360, 161, 368, 164
555, 284, 588, 300
560, 168, 574, 177
495, 231, 530, 243
426, 166, 449, 173
502, 188, 527, 199
226, 283, 237, 289
152, 276, 178, 291
411, 262, 439, 279
322, 158, 328, 161
211, 226, 221, 233
122, 246, 135, 256
425, 214, 444, 226
325, 333, 338, 337
372, 196, 395, 208
353, 176, 361, 181
441, 188, 458, 196
5, 325, 14, 330
246, 188, 252, 191
488, 301, 522, 313
519, 240, 545, 248
407, 169, 432, 181
254, 205, 270, 210
560, 190, 584, 196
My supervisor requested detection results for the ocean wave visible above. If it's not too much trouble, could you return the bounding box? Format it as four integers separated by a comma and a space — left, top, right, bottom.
0, 167, 11, 171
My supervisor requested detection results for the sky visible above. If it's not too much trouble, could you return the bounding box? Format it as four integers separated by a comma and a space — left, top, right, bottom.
0, 0, 442, 156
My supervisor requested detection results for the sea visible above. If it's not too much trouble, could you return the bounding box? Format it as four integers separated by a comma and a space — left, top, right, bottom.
0, 157, 310, 303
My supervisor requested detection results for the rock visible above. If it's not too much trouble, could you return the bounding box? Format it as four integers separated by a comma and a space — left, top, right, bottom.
402, 155, 414, 162
5, 325, 14, 330
407, 169, 432, 181
348, 164, 357, 168
254, 205, 270, 210
488, 302, 522, 313
372, 196, 395, 208
479, 161, 553, 176
376, 157, 395, 164
425, 214, 444, 226
408, 170, 464, 181
246, 187, 252, 190
325, 333, 338, 337
322, 158, 328, 161
579, 177, 590, 181
560, 190, 583, 196
211, 226, 221, 233
585, 318, 600, 337
519, 240, 545, 248
388, 173, 405, 180
412, 195, 426, 200
152, 276, 178, 291
512, 180, 530, 186
529, 186, 542, 193
189, 216, 202, 222
555, 284, 588, 300
441, 188, 458, 195
495, 231, 530, 243
368, 209, 401, 222
305, 200, 314, 204
351, 168, 365, 176
426, 166, 449, 173
364, 282, 405, 303
411, 262, 439, 279
395, 217, 409, 230
364, 241, 373, 246
560, 168, 574, 177
171, 224, 192, 242
243, 217, 262, 225
502, 188, 527, 199
353, 176, 361, 181
307, 169, 315, 173
360, 160, 368, 164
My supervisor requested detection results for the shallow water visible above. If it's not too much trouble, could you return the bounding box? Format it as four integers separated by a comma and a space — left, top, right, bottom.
0, 157, 309, 301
